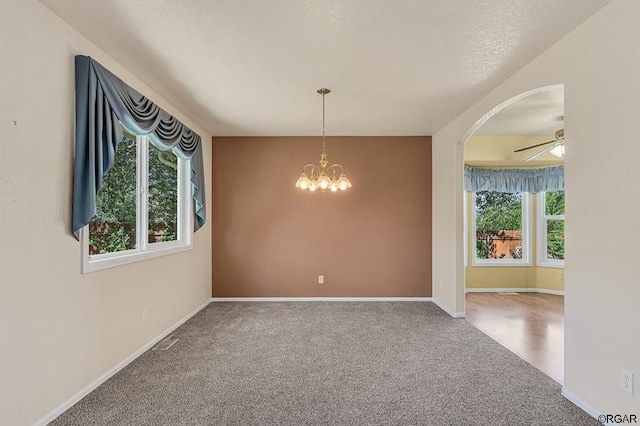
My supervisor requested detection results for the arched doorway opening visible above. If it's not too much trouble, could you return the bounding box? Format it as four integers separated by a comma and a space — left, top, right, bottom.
459, 84, 566, 383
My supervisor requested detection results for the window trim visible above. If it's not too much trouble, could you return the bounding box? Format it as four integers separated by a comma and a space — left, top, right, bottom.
471, 191, 531, 267
537, 191, 565, 268
81, 133, 192, 273
463, 191, 468, 268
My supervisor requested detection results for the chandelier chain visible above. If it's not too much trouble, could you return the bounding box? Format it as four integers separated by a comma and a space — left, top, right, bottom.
322, 91, 326, 152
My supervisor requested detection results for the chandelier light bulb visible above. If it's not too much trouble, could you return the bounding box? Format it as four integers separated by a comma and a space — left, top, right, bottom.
336, 173, 352, 191
295, 173, 310, 189
318, 172, 331, 189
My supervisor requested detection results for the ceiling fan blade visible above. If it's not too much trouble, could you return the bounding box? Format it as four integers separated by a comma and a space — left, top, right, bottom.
523, 142, 562, 162
513, 138, 559, 153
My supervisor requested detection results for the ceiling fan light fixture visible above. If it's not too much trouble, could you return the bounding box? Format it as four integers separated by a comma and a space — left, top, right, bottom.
550, 144, 565, 158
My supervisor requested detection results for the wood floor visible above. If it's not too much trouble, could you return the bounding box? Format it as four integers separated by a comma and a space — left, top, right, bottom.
465, 292, 564, 383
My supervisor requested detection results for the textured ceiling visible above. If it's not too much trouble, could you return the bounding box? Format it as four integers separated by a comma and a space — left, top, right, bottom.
475, 86, 565, 136
41, 0, 610, 136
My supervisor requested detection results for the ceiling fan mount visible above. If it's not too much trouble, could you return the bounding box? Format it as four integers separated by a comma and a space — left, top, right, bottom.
554, 129, 564, 140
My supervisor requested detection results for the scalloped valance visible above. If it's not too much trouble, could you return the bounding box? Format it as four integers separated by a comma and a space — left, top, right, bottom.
72, 56, 205, 238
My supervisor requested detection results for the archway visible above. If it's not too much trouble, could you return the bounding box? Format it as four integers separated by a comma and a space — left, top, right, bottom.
457, 84, 565, 382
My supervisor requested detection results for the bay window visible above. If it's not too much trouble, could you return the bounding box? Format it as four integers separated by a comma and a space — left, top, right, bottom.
472, 190, 531, 266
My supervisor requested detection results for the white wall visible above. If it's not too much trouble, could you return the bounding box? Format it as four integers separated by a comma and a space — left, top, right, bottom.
433, 0, 639, 415
0, 1, 212, 424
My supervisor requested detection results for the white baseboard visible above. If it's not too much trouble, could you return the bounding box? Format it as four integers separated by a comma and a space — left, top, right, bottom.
561, 387, 604, 424
535, 288, 564, 296
36, 298, 212, 426
465, 287, 564, 296
210, 296, 468, 319
431, 298, 466, 318
210, 297, 433, 302
465, 287, 527, 293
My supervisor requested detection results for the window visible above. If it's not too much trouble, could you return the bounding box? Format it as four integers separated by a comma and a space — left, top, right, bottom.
538, 190, 565, 267
81, 126, 192, 272
472, 191, 531, 266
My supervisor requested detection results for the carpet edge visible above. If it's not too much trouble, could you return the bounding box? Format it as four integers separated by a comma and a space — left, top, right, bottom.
35, 297, 213, 426
432, 298, 466, 318
210, 297, 434, 302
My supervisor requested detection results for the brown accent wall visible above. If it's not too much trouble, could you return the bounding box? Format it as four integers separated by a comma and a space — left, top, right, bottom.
212, 136, 432, 297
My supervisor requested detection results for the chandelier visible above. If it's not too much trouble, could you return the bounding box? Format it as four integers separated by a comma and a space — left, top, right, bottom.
295, 88, 352, 192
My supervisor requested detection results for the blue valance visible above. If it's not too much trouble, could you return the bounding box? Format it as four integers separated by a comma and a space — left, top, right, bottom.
73, 55, 206, 238
464, 165, 564, 193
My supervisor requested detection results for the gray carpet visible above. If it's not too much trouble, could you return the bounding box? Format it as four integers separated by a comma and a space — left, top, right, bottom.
50, 302, 598, 425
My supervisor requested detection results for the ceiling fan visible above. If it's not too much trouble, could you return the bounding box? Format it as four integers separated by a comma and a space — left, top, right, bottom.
513, 129, 564, 162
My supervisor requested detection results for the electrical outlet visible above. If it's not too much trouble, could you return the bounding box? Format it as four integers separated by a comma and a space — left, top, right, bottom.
621, 369, 634, 395
142, 310, 148, 324
318, 275, 324, 284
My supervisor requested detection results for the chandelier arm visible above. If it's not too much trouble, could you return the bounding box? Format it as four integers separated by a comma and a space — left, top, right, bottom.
327, 164, 344, 175
303, 164, 320, 176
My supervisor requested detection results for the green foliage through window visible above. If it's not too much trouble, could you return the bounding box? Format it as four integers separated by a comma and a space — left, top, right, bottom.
148, 145, 178, 243
475, 191, 524, 260
89, 137, 137, 255
545, 190, 565, 216
544, 190, 565, 260
89, 134, 180, 255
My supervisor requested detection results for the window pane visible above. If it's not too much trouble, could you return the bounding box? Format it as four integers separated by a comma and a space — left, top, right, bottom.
148, 145, 178, 244
89, 136, 137, 255
545, 190, 565, 215
546, 220, 565, 260
475, 191, 523, 259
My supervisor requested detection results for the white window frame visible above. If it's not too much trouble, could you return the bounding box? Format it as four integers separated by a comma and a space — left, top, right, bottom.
537, 191, 565, 268
471, 191, 531, 267
463, 191, 468, 267
81, 133, 192, 273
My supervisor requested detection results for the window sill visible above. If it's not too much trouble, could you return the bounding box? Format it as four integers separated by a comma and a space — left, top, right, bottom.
472, 259, 532, 267
82, 240, 192, 273
536, 261, 565, 269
